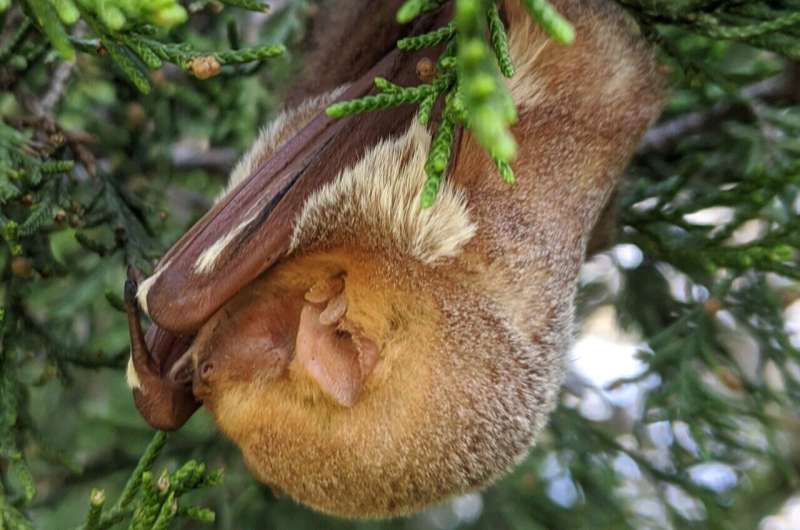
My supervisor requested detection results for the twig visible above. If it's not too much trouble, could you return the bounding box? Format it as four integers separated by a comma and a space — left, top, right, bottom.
171, 146, 239, 172
639, 68, 800, 153
39, 62, 76, 117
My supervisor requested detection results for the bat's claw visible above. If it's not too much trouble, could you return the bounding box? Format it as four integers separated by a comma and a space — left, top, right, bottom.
124, 265, 201, 431
124, 278, 138, 308
124, 265, 145, 312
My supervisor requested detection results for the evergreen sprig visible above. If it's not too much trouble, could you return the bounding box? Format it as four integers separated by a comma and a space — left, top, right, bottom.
329, 0, 800, 209
218, 0, 268, 12
621, 0, 800, 60
373, 77, 403, 94
99, 34, 153, 94
3, 0, 285, 92
0, 122, 72, 211
122, 34, 163, 70
694, 10, 800, 40
397, 22, 455, 50
326, 83, 439, 118
72, 434, 220, 530
0, 1, 306, 528
396, 0, 447, 24
521, 0, 575, 44
13, 0, 190, 60
487, 2, 514, 77
455, 0, 518, 161
328, 0, 572, 206
421, 103, 457, 207
215, 44, 286, 65
24, 0, 75, 60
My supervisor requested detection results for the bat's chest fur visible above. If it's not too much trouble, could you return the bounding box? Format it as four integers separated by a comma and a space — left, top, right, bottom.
207, 277, 552, 518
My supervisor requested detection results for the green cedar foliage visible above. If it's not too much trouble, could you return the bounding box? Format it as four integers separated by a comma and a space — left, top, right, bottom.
1, 0, 800, 529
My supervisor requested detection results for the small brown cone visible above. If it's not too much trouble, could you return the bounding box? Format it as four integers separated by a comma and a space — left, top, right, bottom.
190, 56, 221, 80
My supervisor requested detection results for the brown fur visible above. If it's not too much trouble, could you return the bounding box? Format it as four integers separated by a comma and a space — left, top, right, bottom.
189, 0, 665, 518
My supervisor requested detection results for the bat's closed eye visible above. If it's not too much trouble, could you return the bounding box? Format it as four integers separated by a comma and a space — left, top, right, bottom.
200, 360, 215, 380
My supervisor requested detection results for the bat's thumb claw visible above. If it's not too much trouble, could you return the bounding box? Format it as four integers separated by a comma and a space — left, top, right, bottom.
124, 278, 139, 307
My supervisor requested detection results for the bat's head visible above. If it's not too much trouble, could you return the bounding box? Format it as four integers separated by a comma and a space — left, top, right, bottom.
174, 123, 563, 517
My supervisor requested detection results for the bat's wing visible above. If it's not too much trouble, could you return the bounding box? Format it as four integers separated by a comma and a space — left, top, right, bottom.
142, 56, 422, 334
125, 11, 450, 430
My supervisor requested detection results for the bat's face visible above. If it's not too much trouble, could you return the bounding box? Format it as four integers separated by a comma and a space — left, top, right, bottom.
188, 252, 380, 411
187, 248, 553, 518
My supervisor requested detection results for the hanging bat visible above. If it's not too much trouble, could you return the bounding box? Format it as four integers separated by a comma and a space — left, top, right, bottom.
124, 0, 665, 518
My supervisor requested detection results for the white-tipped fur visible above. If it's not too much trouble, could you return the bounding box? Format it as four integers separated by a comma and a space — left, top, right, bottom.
289, 120, 476, 263
220, 87, 349, 202
193, 211, 259, 274
135, 261, 171, 317
504, 8, 549, 110
503, 0, 652, 110
126, 356, 142, 390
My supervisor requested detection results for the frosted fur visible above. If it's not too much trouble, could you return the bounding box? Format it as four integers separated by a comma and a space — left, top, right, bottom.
186, 88, 347, 276
193, 211, 259, 274
289, 121, 476, 263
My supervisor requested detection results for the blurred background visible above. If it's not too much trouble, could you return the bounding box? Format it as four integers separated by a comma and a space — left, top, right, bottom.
2, 0, 800, 529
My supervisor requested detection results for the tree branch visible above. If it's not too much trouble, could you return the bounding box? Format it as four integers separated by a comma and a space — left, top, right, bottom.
639, 66, 800, 153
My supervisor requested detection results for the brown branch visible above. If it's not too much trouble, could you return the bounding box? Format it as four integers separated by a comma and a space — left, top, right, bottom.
39, 62, 75, 117
639, 65, 800, 153
170, 146, 239, 173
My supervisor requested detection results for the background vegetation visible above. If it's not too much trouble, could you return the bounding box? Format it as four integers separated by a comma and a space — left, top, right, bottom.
1, 0, 800, 528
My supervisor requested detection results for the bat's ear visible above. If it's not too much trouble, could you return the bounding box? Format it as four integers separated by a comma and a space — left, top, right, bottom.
295, 280, 379, 407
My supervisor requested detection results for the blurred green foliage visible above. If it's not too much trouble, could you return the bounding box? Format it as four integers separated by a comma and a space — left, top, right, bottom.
1, 0, 800, 529
6, 0, 282, 90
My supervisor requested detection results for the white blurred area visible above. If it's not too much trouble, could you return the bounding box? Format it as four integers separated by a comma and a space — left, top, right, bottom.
761, 497, 800, 530
561, 245, 747, 528
563, 200, 800, 529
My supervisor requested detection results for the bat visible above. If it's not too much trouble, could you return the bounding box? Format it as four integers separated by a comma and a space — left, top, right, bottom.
124, 0, 666, 518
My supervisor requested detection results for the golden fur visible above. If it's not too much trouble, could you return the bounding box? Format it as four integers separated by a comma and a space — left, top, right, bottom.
188, 0, 666, 518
